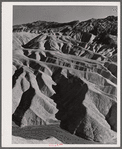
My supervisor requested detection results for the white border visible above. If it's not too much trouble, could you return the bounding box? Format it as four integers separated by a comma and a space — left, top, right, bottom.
2, 2, 121, 147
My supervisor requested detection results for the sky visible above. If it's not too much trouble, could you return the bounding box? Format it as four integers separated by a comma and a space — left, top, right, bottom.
13, 6, 117, 25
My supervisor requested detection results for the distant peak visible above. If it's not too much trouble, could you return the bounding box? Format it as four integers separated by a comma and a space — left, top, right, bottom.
106, 15, 117, 21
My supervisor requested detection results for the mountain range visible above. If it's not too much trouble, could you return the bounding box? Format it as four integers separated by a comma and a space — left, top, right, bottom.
12, 15, 117, 144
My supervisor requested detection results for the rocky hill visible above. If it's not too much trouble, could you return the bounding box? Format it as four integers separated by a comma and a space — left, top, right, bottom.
12, 16, 117, 144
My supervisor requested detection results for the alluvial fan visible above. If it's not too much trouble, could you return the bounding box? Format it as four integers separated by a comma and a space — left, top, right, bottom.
12, 16, 117, 144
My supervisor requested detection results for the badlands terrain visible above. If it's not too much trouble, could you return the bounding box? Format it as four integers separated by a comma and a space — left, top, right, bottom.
12, 16, 117, 144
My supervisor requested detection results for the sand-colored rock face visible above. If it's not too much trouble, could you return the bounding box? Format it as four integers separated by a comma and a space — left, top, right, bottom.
12, 16, 117, 144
